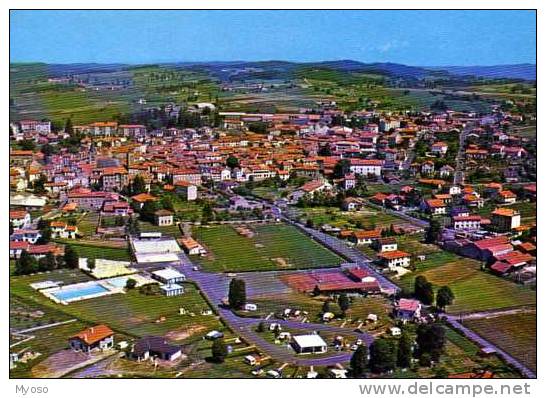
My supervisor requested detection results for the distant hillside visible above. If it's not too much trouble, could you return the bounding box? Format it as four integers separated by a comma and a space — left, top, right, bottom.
429, 64, 536, 81
10, 60, 536, 81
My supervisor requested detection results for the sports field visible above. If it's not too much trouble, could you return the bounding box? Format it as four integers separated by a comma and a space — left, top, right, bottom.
192, 223, 343, 272
399, 256, 536, 313
465, 312, 537, 373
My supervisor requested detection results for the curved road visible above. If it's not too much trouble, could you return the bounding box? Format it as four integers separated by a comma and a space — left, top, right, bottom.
168, 253, 374, 367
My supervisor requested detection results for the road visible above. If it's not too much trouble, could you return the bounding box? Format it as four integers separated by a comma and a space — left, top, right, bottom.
137, 252, 374, 367
453, 122, 476, 185
133, 192, 536, 375
252, 197, 538, 377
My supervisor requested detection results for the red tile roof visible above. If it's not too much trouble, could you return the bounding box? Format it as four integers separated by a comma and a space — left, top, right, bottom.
71, 325, 114, 345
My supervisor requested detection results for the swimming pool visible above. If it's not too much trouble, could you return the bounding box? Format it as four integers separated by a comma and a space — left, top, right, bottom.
50, 283, 110, 302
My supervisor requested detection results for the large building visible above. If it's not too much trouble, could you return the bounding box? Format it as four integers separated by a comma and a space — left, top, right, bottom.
491, 208, 521, 232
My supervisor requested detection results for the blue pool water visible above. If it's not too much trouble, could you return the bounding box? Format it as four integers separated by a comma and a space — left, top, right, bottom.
105, 276, 130, 288
51, 283, 109, 302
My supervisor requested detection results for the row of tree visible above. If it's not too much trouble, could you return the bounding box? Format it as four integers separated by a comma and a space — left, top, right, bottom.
350, 323, 446, 377
414, 276, 454, 311
13, 246, 79, 276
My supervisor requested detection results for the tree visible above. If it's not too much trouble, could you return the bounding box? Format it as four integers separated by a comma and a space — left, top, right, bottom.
414, 275, 434, 305
87, 258, 96, 271
247, 122, 268, 134
226, 155, 239, 169
38, 252, 56, 272
416, 324, 446, 363
256, 321, 265, 333
338, 293, 350, 316
322, 300, 331, 314
201, 202, 214, 224
36, 226, 51, 244
434, 367, 449, 378
397, 330, 413, 369
139, 200, 159, 223
333, 159, 351, 179
425, 219, 441, 243
19, 139, 36, 151
228, 278, 246, 309
369, 339, 397, 374
32, 175, 47, 195
15, 250, 38, 275
211, 339, 228, 363
125, 278, 137, 289
350, 345, 369, 377
436, 286, 455, 311
131, 175, 147, 195
126, 216, 140, 235
64, 118, 73, 136
63, 246, 79, 269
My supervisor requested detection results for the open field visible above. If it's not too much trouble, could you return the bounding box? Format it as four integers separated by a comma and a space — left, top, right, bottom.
464, 312, 537, 373
63, 242, 132, 261
11, 270, 224, 340
10, 320, 93, 378
138, 220, 182, 237
296, 206, 417, 230
10, 295, 73, 330
192, 223, 343, 272
399, 256, 536, 313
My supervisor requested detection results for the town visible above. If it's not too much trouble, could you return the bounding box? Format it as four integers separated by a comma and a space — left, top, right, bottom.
9, 19, 536, 380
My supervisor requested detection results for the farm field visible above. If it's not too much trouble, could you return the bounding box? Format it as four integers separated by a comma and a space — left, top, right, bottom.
10, 270, 225, 341
296, 206, 417, 230
192, 223, 343, 272
10, 295, 73, 330
464, 312, 537, 373
10, 320, 93, 378
399, 256, 536, 313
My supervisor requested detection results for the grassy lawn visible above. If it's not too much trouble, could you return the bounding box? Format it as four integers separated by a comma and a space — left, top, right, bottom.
76, 212, 98, 236
10, 320, 92, 378
399, 256, 536, 313
64, 242, 132, 261
297, 206, 412, 230
464, 312, 536, 373
192, 223, 343, 272
11, 270, 224, 340
138, 220, 182, 237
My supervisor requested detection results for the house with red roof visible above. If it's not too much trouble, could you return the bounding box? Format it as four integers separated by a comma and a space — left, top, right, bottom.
350, 229, 382, 245
69, 325, 114, 352
9, 210, 31, 229
394, 298, 422, 321
377, 250, 411, 270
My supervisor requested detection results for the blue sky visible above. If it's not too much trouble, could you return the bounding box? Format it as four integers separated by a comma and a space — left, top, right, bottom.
10, 10, 536, 66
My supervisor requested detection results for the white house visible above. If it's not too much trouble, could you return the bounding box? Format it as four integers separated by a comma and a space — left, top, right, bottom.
349, 159, 382, 176
9, 210, 31, 229
378, 250, 411, 270
452, 215, 482, 230
152, 268, 186, 285
291, 334, 328, 354
160, 283, 184, 297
